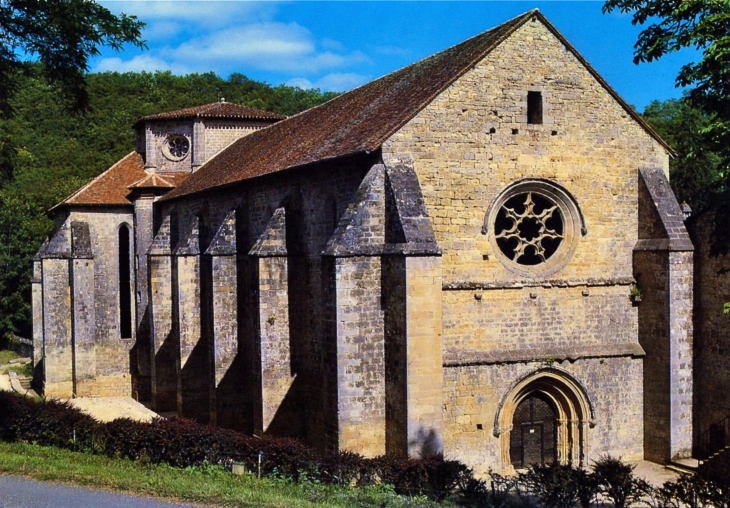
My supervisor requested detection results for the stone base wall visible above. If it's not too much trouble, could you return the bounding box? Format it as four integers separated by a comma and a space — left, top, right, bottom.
689, 214, 730, 440
443, 356, 644, 475
76, 373, 132, 397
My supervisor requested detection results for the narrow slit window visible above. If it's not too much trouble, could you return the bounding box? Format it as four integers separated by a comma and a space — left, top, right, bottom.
528, 91, 543, 124
119, 224, 132, 338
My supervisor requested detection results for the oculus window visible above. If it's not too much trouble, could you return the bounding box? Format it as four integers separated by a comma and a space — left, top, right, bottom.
486, 180, 584, 277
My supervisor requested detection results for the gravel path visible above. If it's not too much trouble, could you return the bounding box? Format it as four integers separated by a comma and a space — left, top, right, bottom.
0, 475, 206, 508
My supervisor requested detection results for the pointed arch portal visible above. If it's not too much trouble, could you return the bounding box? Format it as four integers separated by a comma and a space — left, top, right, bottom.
495, 369, 595, 472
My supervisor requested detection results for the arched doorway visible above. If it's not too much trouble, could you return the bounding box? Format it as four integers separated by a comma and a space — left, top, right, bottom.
495, 369, 595, 473
509, 393, 557, 468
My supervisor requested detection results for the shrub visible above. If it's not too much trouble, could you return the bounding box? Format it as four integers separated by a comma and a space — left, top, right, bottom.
658, 473, 730, 508
593, 455, 649, 508
520, 462, 588, 508
0, 391, 102, 452
0, 391, 469, 501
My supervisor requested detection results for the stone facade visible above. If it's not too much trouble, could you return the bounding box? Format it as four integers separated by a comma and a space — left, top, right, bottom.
33, 11, 697, 473
688, 213, 730, 457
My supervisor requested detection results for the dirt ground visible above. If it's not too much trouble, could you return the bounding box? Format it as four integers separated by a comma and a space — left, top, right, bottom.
62, 397, 158, 423
0, 371, 157, 423
631, 460, 681, 487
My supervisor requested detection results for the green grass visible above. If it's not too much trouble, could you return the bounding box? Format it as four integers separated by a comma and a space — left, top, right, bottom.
0, 349, 32, 376
0, 442, 443, 507
0, 350, 20, 365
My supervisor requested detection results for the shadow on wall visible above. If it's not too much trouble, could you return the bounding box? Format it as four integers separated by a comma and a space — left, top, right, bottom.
410, 426, 443, 458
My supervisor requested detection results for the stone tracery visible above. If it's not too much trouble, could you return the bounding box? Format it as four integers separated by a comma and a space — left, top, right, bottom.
494, 192, 564, 265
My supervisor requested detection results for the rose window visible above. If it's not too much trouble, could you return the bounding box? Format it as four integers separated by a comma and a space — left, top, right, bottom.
494, 192, 564, 265
486, 180, 584, 277
162, 134, 190, 161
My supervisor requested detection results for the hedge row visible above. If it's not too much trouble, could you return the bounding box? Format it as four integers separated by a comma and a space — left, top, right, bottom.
0, 392, 465, 500
1, 392, 728, 506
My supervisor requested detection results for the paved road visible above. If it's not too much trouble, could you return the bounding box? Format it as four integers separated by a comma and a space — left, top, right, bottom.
0, 475, 204, 508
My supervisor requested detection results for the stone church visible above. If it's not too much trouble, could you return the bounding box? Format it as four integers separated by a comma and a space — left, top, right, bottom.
32, 10, 697, 474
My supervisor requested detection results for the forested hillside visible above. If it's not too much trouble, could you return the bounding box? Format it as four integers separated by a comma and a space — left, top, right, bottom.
0, 67, 337, 341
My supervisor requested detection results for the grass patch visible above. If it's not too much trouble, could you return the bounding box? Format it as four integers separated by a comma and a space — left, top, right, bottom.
2, 363, 32, 377
0, 350, 20, 365
0, 441, 442, 507
0, 350, 32, 376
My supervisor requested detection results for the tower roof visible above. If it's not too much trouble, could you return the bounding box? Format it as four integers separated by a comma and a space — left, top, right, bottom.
51, 152, 190, 210
133, 100, 285, 127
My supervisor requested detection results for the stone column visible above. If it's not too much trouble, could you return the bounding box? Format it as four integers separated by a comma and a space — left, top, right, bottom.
635, 167, 694, 461
144, 123, 157, 171
175, 215, 209, 422
192, 120, 205, 171
149, 214, 177, 412
668, 251, 693, 459
384, 255, 443, 458
249, 208, 294, 436
31, 258, 44, 379
206, 211, 237, 426
403, 256, 443, 457
41, 257, 73, 397
333, 255, 386, 457
69, 221, 95, 396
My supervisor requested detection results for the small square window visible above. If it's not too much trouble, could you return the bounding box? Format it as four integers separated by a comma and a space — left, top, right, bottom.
527, 91, 543, 125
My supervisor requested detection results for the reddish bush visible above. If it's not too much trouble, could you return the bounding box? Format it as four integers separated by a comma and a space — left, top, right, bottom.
0, 392, 467, 500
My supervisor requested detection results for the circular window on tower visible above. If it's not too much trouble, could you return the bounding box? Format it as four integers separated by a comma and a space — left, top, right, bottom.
162, 134, 190, 161
486, 180, 584, 277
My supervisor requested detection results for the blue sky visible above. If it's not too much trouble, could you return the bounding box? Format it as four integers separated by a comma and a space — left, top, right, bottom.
95, 1, 699, 111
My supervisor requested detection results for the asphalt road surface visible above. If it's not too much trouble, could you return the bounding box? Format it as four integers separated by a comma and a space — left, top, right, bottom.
0, 475, 205, 507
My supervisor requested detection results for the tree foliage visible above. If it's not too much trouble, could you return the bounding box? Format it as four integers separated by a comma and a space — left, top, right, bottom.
0, 68, 337, 341
0, 0, 145, 116
641, 97, 722, 213
603, 0, 730, 253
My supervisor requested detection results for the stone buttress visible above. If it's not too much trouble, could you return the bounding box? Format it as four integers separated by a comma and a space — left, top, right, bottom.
37, 219, 95, 397
323, 162, 443, 457
634, 167, 694, 461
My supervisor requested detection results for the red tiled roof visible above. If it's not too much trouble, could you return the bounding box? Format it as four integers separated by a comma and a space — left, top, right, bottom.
134, 101, 284, 126
128, 173, 176, 190
162, 10, 672, 202
53, 152, 190, 209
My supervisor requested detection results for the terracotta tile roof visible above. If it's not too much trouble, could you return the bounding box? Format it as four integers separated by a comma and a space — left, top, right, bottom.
134, 101, 284, 126
53, 152, 190, 209
128, 173, 176, 190
157, 9, 671, 201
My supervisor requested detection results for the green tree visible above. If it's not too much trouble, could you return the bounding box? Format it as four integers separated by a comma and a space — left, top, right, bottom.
0, 0, 145, 116
642, 97, 722, 213
603, 0, 730, 252
0, 68, 337, 341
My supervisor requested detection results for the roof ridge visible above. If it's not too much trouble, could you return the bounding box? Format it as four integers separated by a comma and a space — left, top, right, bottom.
162, 8, 671, 201
264, 10, 536, 132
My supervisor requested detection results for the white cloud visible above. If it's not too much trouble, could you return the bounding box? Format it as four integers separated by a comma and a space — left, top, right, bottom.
165, 22, 368, 74
102, 1, 278, 29
94, 54, 182, 73
286, 72, 369, 92
93, 3, 373, 83
142, 20, 183, 40
321, 38, 345, 51
286, 77, 314, 89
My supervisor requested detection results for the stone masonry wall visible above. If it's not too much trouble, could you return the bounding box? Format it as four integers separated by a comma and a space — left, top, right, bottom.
444, 357, 644, 475
70, 209, 134, 396
204, 120, 268, 163
689, 214, 730, 440
382, 17, 663, 469
383, 18, 669, 285
153, 152, 378, 452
